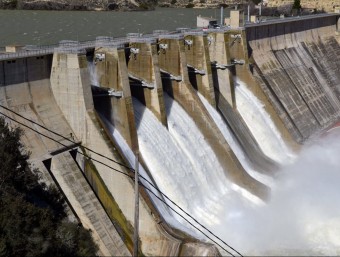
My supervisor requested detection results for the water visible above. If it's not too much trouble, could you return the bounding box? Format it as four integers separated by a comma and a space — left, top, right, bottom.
0, 8, 225, 46
131, 93, 340, 255
197, 92, 274, 187
210, 130, 340, 256
96, 112, 195, 235
234, 79, 295, 164
132, 95, 262, 246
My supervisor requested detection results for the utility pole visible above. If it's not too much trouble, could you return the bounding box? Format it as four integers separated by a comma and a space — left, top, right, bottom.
133, 151, 139, 257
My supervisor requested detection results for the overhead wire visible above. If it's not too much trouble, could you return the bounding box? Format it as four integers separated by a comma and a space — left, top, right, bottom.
0, 105, 243, 256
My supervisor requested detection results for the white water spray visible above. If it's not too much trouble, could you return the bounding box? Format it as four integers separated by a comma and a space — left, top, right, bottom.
234, 79, 295, 164
133, 95, 259, 231
210, 130, 340, 255
198, 93, 274, 187
88, 61, 100, 87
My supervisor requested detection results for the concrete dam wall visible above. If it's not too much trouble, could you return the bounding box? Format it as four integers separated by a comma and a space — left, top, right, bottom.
246, 14, 340, 142
0, 13, 339, 256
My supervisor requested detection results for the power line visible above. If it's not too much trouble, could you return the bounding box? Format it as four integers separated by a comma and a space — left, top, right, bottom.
0, 104, 132, 171
0, 106, 243, 256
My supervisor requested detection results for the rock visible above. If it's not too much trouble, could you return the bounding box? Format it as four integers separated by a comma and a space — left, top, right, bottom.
0, 0, 157, 11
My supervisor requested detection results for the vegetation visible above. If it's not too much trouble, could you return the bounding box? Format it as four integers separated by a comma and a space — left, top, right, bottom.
292, 0, 301, 9
0, 118, 98, 257
185, 3, 194, 8
251, 0, 261, 5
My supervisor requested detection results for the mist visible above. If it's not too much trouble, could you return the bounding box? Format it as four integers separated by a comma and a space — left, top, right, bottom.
212, 129, 340, 256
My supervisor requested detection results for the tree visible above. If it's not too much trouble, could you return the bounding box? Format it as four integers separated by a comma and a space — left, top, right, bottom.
251, 0, 261, 5
292, 0, 301, 9
0, 118, 98, 257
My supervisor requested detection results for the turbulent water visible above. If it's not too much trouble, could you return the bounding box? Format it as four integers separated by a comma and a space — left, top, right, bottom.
198, 92, 274, 187
131, 91, 340, 256
211, 130, 340, 256
132, 95, 258, 234
234, 79, 295, 164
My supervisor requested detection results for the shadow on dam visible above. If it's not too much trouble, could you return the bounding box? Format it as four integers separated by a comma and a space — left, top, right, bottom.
3, 13, 338, 255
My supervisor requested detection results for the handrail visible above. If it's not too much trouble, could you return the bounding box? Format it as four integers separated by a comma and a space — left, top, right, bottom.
0, 49, 54, 60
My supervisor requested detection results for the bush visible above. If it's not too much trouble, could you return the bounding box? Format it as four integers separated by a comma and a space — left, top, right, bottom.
0, 118, 98, 257
292, 0, 301, 9
186, 3, 194, 8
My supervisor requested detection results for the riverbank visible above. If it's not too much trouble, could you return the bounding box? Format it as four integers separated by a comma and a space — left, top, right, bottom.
0, 0, 157, 11
0, 0, 249, 11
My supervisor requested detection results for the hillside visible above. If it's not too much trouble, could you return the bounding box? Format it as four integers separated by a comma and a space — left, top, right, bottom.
0, 0, 157, 10
0, 0, 337, 14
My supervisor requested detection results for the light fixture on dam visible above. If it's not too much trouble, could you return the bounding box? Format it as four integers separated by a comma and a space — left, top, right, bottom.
158, 43, 168, 54
129, 47, 140, 60
207, 36, 214, 45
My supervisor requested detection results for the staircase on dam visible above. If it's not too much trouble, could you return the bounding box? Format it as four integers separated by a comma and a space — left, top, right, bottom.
0, 12, 339, 256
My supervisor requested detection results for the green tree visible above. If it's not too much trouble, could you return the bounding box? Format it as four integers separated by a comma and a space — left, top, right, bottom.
0, 118, 98, 257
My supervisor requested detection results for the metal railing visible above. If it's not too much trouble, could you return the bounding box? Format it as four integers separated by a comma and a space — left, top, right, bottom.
158, 33, 184, 40
0, 22, 262, 60
0, 49, 54, 60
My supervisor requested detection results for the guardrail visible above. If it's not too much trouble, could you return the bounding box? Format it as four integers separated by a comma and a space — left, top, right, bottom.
0, 49, 54, 61
244, 12, 340, 28
2, 13, 334, 61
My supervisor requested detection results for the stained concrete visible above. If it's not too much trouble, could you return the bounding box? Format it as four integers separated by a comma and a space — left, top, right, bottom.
127, 40, 168, 126
49, 151, 131, 256
50, 51, 187, 256
247, 17, 340, 142
183, 32, 215, 107
94, 46, 139, 152
157, 36, 269, 200
207, 30, 235, 107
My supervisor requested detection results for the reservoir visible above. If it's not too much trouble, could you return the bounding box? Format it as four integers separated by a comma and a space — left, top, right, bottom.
0, 7, 227, 46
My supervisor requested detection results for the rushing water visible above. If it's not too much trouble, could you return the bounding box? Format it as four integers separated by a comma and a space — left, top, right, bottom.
132, 93, 340, 256
0, 8, 226, 46
211, 130, 340, 256
197, 92, 274, 187
234, 78, 295, 164
132, 95, 260, 231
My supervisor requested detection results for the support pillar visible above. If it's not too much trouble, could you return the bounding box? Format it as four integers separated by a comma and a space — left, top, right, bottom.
207, 30, 236, 108
127, 36, 167, 127
183, 31, 216, 107
94, 43, 139, 152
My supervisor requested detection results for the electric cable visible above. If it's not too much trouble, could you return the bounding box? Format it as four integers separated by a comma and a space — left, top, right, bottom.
0, 104, 132, 171
0, 106, 243, 256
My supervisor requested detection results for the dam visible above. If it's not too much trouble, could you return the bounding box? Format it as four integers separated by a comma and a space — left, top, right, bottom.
0, 12, 339, 256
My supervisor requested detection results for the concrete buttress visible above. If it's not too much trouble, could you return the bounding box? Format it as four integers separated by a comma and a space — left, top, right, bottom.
183, 32, 216, 107
157, 35, 269, 201
127, 39, 168, 127
50, 51, 184, 256
208, 30, 236, 108
94, 46, 139, 152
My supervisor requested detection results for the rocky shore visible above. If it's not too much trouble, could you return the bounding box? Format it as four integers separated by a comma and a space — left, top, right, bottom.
0, 0, 158, 11
0, 0, 336, 12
